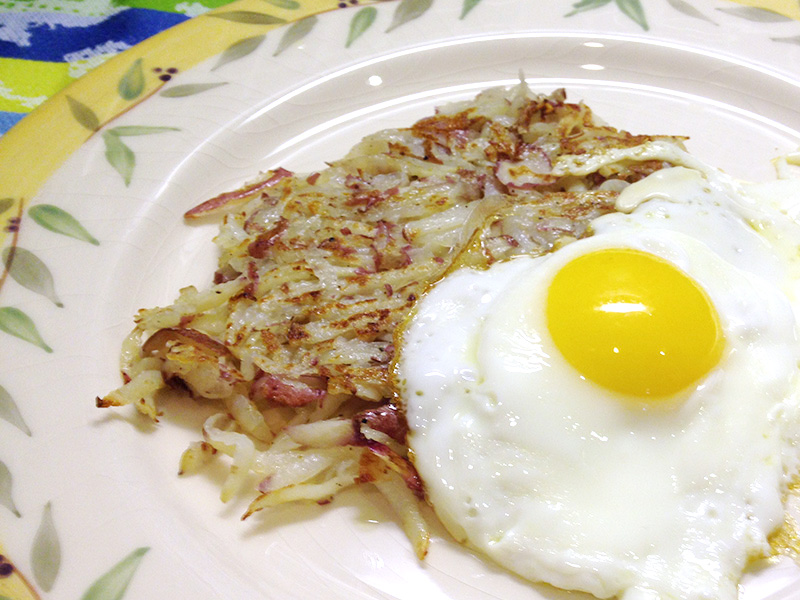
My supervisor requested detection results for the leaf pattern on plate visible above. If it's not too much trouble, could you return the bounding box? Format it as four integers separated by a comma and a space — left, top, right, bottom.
0, 307, 52, 352
274, 16, 318, 55
565, 0, 648, 29
460, 0, 483, 19
0, 460, 21, 517
346, 6, 377, 48
102, 131, 135, 187
566, 0, 612, 17
215, 36, 267, 71
118, 59, 146, 101
615, 0, 648, 29
2, 248, 63, 308
209, 11, 287, 25
28, 205, 99, 245
80, 547, 149, 600
386, 0, 434, 32
0, 383, 31, 436
212, 35, 266, 70
160, 82, 229, 97
772, 35, 800, 45
0, 199, 13, 216
31, 502, 60, 592
108, 126, 181, 137
716, 6, 792, 22
666, 0, 716, 24
101, 127, 179, 186
262, 0, 301, 8
65, 96, 100, 132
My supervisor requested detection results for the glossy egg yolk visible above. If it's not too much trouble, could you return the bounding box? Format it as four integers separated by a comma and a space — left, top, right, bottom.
546, 248, 724, 398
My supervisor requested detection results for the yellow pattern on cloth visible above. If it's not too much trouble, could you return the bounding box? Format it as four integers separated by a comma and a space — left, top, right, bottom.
0, 59, 74, 113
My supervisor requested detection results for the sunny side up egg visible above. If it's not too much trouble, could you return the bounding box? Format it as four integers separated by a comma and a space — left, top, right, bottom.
395, 156, 800, 600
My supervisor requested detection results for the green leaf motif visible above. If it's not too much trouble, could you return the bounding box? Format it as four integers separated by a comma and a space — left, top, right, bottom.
772, 35, 800, 45
0, 460, 21, 517
0, 383, 31, 436
262, 0, 300, 8
386, 0, 433, 32
103, 131, 135, 187
108, 126, 181, 137
80, 547, 150, 600
66, 95, 100, 131
274, 16, 317, 56
565, 0, 646, 28
32, 502, 61, 592
615, 0, 648, 31
212, 35, 266, 70
2, 248, 63, 307
160, 82, 229, 97
666, 0, 716, 24
0, 198, 13, 215
118, 58, 145, 101
566, 0, 612, 17
0, 307, 52, 352
28, 205, 99, 245
100, 127, 178, 185
460, 0, 483, 19
346, 7, 377, 48
210, 11, 287, 24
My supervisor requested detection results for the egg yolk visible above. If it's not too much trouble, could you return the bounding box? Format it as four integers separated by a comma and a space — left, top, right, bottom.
546, 248, 724, 398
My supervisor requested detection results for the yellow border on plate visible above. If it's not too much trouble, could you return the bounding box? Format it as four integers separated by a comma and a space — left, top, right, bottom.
730, 0, 800, 19
0, 0, 344, 249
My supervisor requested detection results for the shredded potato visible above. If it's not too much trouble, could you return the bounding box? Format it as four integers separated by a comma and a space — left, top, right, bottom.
98, 83, 689, 557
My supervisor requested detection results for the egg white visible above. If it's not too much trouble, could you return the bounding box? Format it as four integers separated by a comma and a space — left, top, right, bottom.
397, 162, 800, 600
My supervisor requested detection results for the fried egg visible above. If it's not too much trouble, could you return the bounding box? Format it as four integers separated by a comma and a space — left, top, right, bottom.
396, 159, 800, 600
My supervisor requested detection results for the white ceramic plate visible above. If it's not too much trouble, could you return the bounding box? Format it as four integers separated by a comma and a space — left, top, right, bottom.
3, 0, 800, 598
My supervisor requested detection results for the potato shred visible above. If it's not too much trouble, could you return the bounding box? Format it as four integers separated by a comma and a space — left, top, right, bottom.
98, 83, 686, 558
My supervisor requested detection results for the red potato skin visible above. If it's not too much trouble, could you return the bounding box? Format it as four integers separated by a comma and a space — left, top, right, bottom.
184, 168, 293, 219
352, 403, 408, 444
250, 372, 326, 407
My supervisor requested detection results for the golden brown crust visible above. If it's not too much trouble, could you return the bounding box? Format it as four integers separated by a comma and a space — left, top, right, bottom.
108, 84, 687, 415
